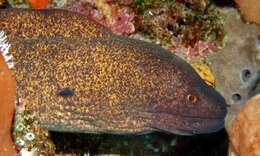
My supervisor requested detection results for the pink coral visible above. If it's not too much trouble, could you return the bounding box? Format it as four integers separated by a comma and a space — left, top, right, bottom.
171, 36, 216, 59
68, 1, 107, 24
108, 7, 135, 35
67, 0, 135, 35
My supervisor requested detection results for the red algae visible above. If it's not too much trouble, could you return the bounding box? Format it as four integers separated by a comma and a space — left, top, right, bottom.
0, 52, 17, 156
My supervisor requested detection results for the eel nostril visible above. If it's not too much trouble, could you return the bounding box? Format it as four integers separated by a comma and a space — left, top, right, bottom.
57, 88, 75, 97
240, 69, 252, 83
232, 93, 242, 103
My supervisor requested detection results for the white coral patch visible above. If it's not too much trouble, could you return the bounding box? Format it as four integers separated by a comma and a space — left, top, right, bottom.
20, 148, 37, 156
0, 30, 14, 68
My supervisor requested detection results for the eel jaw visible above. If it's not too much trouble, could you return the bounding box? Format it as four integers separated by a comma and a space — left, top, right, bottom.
184, 117, 225, 135
149, 114, 225, 136
177, 117, 225, 135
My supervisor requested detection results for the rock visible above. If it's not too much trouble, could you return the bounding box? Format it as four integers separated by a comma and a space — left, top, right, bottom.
207, 9, 260, 124
0, 52, 17, 156
228, 94, 260, 156
235, 0, 260, 26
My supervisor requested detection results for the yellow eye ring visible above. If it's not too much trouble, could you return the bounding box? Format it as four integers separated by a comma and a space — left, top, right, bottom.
186, 94, 197, 103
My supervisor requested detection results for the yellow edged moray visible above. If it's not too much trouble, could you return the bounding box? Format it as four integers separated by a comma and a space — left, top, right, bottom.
0, 9, 227, 135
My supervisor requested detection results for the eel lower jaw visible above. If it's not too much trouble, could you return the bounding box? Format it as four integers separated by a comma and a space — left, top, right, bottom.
148, 111, 226, 135
177, 116, 225, 135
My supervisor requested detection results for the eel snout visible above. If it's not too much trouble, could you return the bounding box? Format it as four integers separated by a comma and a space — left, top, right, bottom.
148, 83, 228, 135
188, 87, 228, 134
150, 114, 226, 135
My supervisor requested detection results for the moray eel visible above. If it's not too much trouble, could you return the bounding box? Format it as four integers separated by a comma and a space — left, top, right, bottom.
0, 9, 227, 135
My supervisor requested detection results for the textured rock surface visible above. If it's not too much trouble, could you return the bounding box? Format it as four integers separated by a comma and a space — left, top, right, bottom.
235, 0, 260, 26
0, 53, 16, 156
228, 94, 260, 156
207, 9, 260, 123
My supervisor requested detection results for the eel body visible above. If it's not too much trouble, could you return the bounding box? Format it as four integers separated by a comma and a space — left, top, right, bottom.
0, 9, 227, 135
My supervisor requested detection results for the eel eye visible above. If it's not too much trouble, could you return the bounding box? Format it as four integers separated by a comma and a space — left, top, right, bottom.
186, 94, 197, 103
57, 88, 75, 97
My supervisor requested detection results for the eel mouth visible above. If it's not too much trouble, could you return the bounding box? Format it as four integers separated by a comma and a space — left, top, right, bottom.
150, 113, 226, 135
171, 116, 226, 135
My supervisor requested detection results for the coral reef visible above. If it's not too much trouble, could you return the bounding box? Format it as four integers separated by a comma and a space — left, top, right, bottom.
235, 0, 260, 26
66, 0, 225, 59
141, 1, 224, 48
68, 0, 136, 35
228, 94, 260, 156
0, 51, 16, 156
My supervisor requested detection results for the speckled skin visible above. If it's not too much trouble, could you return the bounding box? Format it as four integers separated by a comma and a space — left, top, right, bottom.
0, 9, 227, 135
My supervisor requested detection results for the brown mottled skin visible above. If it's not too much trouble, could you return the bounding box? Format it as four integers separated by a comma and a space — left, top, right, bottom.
0, 9, 227, 135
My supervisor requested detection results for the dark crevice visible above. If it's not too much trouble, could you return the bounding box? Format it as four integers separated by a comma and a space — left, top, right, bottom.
210, 0, 236, 7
